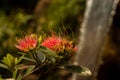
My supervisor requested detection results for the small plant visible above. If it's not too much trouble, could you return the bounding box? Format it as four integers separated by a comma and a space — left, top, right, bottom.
0, 34, 91, 80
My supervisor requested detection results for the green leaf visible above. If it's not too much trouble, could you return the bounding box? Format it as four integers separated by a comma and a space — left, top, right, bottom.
23, 65, 35, 78
17, 52, 27, 55
15, 64, 29, 70
15, 58, 18, 65
1, 54, 15, 67
1, 57, 8, 66
38, 35, 42, 44
48, 56, 56, 63
59, 65, 92, 76
26, 65, 35, 74
39, 46, 55, 54
39, 46, 59, 58
7, 54, 14, 61
16, 73, 22, 80
16, 65, 36, 80
7, 54, 15, 67
17, 55, 24, 64
36, 50, 46, 63
0, 63, 9, 70
22, 57, 36, 63
37, 47, 60, 64
7, 54, 12, 66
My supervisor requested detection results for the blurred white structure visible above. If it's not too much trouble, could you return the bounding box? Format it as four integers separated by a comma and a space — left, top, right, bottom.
73, 0, 119, 80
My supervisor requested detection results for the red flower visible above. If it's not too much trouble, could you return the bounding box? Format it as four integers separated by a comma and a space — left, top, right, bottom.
41, 35, 77, 55
15, 34, 37, 52
41, 35, 62, 51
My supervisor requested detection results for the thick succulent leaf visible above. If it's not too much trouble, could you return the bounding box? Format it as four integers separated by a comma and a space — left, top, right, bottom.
59, 65, 92, 76
36, 47, 60, 63
36, 50, 46, 63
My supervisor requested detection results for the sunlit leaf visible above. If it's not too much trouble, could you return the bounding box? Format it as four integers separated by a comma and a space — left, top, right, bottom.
1, 54, 15, 67
38, 35, 42, 44
1, 56, 8, 66
59, 65, 92, 76
0, 63, 9, 70
7, 54, 13, 66
15, 58, 18, 65
7, 54, 14, 61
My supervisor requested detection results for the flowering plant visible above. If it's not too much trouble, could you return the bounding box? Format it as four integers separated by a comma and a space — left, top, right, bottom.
0, 34, 91, 80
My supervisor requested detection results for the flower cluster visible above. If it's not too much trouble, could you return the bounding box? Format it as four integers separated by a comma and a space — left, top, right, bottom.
0, 34, 91, 80
41, 35, 62, 51
15, 34, 77, 56
41, 35, 77, 55
15, 34, 37, 52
